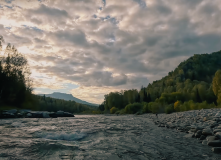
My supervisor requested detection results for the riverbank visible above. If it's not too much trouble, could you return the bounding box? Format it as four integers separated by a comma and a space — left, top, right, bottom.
147, 108, 221, 154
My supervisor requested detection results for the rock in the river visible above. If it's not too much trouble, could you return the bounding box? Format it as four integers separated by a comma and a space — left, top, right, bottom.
42, 112, 50, 118
26, 113, 32, 117
212, 147, 221, 153
207, 140, 221, 147
49, 112, 58, 118
56, 111, 75, 117
0, 112, 16, 118
6, 109, 17, 114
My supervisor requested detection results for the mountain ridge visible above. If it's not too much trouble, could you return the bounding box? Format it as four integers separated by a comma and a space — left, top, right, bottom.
38, 92, 98, 107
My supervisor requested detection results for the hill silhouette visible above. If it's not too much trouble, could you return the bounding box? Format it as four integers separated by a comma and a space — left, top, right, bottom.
38, 92, 98, 107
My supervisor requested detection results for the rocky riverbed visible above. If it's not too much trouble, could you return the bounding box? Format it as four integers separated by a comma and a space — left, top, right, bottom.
0, 113, 221, 160
149, 108, 221, 154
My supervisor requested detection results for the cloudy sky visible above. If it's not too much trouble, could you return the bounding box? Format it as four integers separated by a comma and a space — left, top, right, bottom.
0, 0, 221, 104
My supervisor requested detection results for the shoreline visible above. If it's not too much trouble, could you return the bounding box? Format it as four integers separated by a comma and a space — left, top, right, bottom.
145, 108, 221, 154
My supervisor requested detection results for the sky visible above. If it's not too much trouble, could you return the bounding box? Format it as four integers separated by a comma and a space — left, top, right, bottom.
0, 0, 221, 104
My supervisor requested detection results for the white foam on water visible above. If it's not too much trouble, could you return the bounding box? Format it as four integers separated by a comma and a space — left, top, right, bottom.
35, 131, 87, 141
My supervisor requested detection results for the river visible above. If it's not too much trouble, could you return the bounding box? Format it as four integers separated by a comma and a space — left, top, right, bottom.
0, 114, 221, 160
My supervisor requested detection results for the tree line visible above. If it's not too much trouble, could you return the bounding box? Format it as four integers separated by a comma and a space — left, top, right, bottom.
99, 50, 221, 114
0, 36, 95, 113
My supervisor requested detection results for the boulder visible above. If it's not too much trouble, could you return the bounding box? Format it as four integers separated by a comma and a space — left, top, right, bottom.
184, 133, 194, 138
26, 113, 32, 117
203, 116, 213, 121
200, 135, 206, 140
55, 111, 74, 117
202, 140, 208, 145
214, 129, 221, 134
49, 112, 57, 118
17, 113, 23, 118
210, 121, 218, 128
6, 109, 17, 114
206, 136, 217, 142
186, 126, 191, 130
215, 132, 221, 139
26, 112, 43, 118
207, 140, 221, 147
0, 112, 16, 118
195, 130, 202, 138
212, 147, 221, 153
42, 112, 50, 118
202, 128, 213, 136
215, 112, 221, 118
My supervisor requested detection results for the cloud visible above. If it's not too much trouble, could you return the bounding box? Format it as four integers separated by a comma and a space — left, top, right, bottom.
47, 29, 89, 47
0, 0, 221, 103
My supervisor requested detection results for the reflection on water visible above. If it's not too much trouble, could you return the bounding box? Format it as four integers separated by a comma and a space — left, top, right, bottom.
0, 115, 221, 160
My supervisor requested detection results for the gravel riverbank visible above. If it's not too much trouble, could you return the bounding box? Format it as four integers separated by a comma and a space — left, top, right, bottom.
147, 108, 221, 154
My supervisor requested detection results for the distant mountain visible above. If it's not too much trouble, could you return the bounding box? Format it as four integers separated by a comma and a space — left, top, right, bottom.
38, 92, 98, 107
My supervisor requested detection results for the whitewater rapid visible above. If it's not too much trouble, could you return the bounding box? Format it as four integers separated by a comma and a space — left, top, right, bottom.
0, 115, 221, 160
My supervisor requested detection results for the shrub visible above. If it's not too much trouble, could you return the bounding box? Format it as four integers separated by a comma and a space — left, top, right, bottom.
148, 102, 164, 113
92, 110, 101, 114
119, 109, 126, 114
115, 109, 126, 115
110, 107, 118, 114
174, 100, 182, 111
125, 103, 142, 114
142, 102, 149, 113
165, 104, 174, 114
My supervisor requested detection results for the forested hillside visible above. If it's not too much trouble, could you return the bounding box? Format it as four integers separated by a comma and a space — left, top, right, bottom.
34, 95, 95, 113
100, 50, 221, 114
39, 92, 98, 107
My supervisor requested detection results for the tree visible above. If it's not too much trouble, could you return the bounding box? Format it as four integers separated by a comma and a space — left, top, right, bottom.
99, 103, 105, 111
212, 70, 221, 104
195, 88, 202, 103
212, 70, 221, 96
135, 93, 140, 103
143, 88, 148, 102
147, 93, 151, 102
0, 39, 32, 107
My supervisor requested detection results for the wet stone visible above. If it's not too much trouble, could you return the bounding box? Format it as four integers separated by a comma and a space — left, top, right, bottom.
202, 140, 208, 145
184, 134, 194, 138
206, 136, 217, 142
207, 140, 221, 147
213, 129, 221, 134
212, 147, 221, 154
202, 129, 213, 136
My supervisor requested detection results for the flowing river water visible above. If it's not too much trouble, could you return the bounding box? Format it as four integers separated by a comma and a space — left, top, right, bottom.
0, 114, 221, 160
